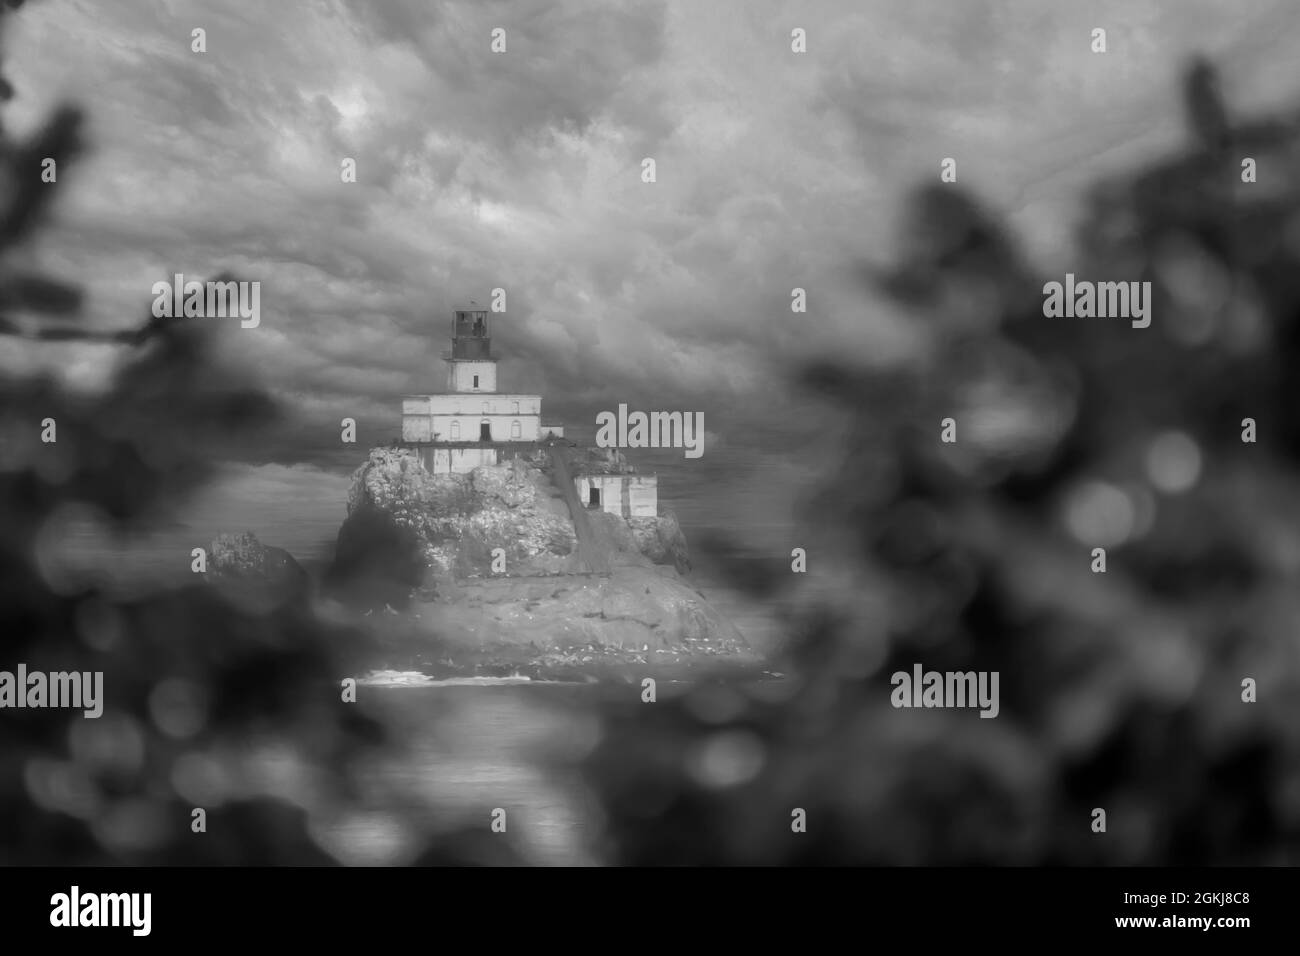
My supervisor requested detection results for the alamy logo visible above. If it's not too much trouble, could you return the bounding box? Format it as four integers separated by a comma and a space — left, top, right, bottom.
890, 664, 1000, 718
0, 665, 102, 718
1042, 273, 1151, 328
595, 404, 704, 459
50, 886, 151, 936
150, 273, 260, 328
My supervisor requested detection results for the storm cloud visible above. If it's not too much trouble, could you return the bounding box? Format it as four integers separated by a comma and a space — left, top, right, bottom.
5, 0, 1298, 465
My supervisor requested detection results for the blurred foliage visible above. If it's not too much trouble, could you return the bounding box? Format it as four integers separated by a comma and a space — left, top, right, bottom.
581, 55, 1300, 865
4, 0, 1298, 868
0, 2, 527, 866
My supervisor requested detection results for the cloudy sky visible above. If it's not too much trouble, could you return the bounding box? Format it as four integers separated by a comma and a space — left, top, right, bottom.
6, 0, 1300, 470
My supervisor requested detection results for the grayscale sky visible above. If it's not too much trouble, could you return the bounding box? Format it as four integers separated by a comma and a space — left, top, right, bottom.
7, 0, 1299, 466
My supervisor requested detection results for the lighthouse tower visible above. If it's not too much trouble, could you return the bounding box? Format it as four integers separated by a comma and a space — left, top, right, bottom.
401, 308, 564, 474
445, 308, 497, 392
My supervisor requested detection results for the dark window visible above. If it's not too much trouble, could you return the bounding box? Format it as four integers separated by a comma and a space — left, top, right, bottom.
473, 374, 479, 388
480, 422, 491, 441
588, 487, 600, 506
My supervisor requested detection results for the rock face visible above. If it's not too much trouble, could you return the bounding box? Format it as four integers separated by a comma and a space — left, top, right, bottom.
326, 448, 575, 610
331, 447, 691, 587
445, 458, 578, 576
207, 531, 309, 611
630, 512, 691, 574
325, 500, 425, 612
585, 510, 691, 575
327, 446, 741, 657
336, 448, 580, 581
433, 566, 746, 653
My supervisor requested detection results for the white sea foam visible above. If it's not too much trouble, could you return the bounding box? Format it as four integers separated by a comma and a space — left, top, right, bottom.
357, 670, 543, 687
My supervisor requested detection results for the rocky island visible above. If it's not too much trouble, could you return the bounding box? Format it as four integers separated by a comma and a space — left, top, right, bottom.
320, 443, 756, 682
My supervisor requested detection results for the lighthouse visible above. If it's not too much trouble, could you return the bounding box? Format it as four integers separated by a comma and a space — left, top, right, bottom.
444, 307, 497, 392
401, 308, 564, 474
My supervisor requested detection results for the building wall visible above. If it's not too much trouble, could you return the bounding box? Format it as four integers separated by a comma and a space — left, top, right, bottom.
447, 360, 498, 393
626, 477, 658, 516
402, 416, 433, 442
573, 474, 658, 518
428, 414, 539, 442
402, 394, 543, 443
405, 394, 541, 415
425, 394, 541, 416
402, 416, 539, 442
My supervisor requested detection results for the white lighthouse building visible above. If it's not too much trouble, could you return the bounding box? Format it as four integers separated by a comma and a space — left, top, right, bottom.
401, 309, 564, 474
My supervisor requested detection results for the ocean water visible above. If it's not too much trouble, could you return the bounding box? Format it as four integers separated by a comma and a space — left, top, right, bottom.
40, 461, 351, 592
302, 684, 601, 866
